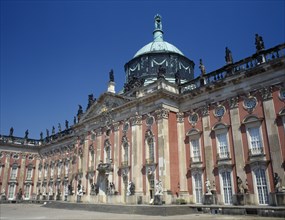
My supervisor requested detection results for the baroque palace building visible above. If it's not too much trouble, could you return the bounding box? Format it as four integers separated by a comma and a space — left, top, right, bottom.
0, 15, 285, 206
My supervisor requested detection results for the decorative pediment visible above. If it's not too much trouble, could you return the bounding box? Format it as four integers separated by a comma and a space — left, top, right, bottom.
80, 93, 131, 122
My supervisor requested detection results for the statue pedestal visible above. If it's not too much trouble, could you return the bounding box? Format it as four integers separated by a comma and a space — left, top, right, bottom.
269, 192, 285, 206
154, 195, 162, 205
203, 194, 216, 205
1, 195, 6, 201
233, 194, 244, 205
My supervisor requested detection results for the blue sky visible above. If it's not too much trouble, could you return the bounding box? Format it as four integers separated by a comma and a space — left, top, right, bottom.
1, 0, 284, 139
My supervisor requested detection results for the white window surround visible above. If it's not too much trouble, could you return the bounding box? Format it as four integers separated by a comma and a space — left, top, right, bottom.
243, 116, 264, 156
192, 171, 203, 204
190, 139, 201, 162
8, 184, 15, 200
212, 123, 230, 160
218, 168, 234, 205
252, 166, 269, 205
10, 167, 17, 179
24, 184, 31, 200
26, 168, 32, 180
187, 129, 202, 163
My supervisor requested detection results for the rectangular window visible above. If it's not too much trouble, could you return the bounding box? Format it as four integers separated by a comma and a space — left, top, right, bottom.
10, 167, 17, 179
221, 171, 233, 204
24, 185, 30, 199
248, 127, 262, 155
190, 139, 200, 162
26, 168, 32, 180
8, 184, 15, 199
217, 133, 229, 159
255, 168, 269, 204
193, 173, 203, 204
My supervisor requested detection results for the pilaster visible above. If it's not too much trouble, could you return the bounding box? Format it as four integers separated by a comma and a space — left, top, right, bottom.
228, 97, 246, 181
261, 89, 284, 184
201, 105, 214, 183
155, 108, 171, 195
176, 112, 187, 193
130, 114, 143, 193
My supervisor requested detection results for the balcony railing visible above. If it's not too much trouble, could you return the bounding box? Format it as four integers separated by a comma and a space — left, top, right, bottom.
248, 148, 264, 157
179, 43, 285, 95
216, 152, 230, 160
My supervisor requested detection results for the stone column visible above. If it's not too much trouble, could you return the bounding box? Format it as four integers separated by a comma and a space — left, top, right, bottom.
201, 105, 214, 183
261, 88, 284, 185
155, 108, 171, 203
176, 112, 188, 195
228, 97, 246, 181
130, 114, 143, 195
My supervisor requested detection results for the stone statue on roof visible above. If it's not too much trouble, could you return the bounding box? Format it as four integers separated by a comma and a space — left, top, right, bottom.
225, 47, 233, 64
25, 129, 29, 139
65, 120, 69, 130
255, 34, 265, 52
199, 59, 206, 76
77, 105, 83, 116
9, 127, 14, 136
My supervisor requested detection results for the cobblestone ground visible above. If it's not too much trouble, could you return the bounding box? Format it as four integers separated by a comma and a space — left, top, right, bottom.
0, 204, 284, 220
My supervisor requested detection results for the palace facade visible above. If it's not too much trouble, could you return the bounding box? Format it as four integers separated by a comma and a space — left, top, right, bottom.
0, 15, 285, 206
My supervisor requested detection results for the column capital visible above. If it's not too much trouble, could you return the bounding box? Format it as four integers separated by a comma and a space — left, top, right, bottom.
112, 122, 120, 131
228, 96, 239, 109
130, 113, 142, 126
176, 112, 184, 123
155, 108, 170, 120
201, 105, 209, 117
260, 87, 273, 101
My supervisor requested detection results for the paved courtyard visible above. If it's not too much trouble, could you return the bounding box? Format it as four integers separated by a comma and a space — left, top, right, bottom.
0, 203, 284, 220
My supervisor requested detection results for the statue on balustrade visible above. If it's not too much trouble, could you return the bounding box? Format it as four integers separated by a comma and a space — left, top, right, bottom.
225, 47, 233, 64
65, 120, 69, 130
77, 105, 83, 116
255, 34, 265, 52
9, 127, 14, 137
199, 59, 206, 76
40, 132, 43, 140
24, 130, 29, 139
